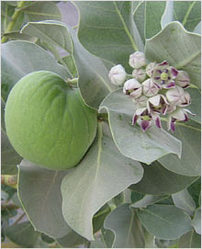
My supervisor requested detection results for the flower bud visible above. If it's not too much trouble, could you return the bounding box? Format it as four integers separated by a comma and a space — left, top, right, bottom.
175, 71, 190, 88
142, 79, 159, 97
166, 86, 190, 107
108, 64, 126, 86
146, 62, 156, 77
129, 51, 146, 69
132, 68, 146, 82
123, 79, 142, 98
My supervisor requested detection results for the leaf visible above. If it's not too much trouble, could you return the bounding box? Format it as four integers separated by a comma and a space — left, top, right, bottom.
2, 31, 37, 42
172, 189, 196, 216
131, 195, 168, 209
178, 230, 201, 248
191, 208, 201, 235
61, 122, 143, 240
103, 204, 145, 247
18, 160, 70, 239
188, 178, 201, 208
144, 1, 166, 39
133, 2, 145, 44
1, 130, 21, 175
5, 221, 46, 248
145, 22, 201, 89
21, 20, 73, 54
194, 21, 201, 34
137, 204, 192, 240
76, 1, 143, 70
93, 204, 111, 233
56, 229, 87, 248
99, 89, 182, 164
1, 40, 69, 100
187, 88, 201, 124
23, 2, 61, 21
161, 1, 201, 32
130, 161, 197, 195
159, 119, 201, 176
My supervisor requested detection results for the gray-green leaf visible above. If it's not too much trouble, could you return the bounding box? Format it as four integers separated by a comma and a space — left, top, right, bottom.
137, 204, 192, 240
61, 122, 143, 240
191, 208, 201, 235
18, 160, 70, 239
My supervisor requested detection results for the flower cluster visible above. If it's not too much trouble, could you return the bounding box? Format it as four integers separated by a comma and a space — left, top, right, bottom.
108, 51, 194, 132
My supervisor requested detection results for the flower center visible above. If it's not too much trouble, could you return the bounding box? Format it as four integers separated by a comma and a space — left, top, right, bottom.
160, 72, 168, 81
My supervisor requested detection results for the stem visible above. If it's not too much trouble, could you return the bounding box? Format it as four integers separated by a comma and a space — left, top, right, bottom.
2, 1, 25, 43
1, 175, 17, 189
13, 212, 26, 225
1, 202, 19, 210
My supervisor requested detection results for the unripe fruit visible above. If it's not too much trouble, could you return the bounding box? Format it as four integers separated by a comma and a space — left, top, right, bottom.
5, 71, 97, 170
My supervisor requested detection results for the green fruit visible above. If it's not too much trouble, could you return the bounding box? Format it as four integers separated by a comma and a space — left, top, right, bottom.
5, 71, 97, 170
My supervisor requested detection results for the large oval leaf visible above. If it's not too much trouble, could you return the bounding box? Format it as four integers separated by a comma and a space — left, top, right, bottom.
145, 22, 201, 89
99, 89, 181, 165
76, 1, 143, 70
61, 122, 143, 240
18, 160, 70, 239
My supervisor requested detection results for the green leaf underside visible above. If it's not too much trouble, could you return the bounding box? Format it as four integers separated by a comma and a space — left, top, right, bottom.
130, 161, 197, 195
18, 160, 70, 239
137, 205, 192, 240
1, 40, 69, 100
161, 1, 201, 32
145, 22, 201, 89
104, 204, 145, 247
99, 89, 181, 165
159, 119, 201, 176
61, 122, 143, 240
77, 1, 143, 70
56, 230, 87, 248
131, 194, 168, 208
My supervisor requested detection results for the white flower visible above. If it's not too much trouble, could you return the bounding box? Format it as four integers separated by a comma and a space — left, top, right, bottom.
108, 64, 126, 86
132, 68, 146, 82
142, 79, 159, 97
175, 71, 190, 88
129, 51, 146, 69
147, 94, 169, 115
166, 86, 191, 107
123, 79, 142, 98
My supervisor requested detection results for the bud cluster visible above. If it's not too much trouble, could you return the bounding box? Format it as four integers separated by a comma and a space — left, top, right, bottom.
108, 51, 194, 132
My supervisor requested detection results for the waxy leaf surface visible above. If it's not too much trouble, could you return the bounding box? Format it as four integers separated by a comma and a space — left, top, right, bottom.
61, 122, 143, 240
18, 160, 70, 239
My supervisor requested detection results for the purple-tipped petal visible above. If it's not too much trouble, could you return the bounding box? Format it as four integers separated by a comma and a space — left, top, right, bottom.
155, 116, 162, 128
184, 114, 189, 122
159, 61, 168, 66
132, 114, 138, 125
161, 80, 165, 85
141, 120, 150, 132
171, 67, 178, 77
162, 105, 168, 115
155, 76, 161, 80
166, 82, 176, 88
170, 121, 176, 132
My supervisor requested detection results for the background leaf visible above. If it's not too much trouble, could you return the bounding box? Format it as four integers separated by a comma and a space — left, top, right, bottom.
178, 230, 201, 248
61, 122, 143, 240
130, 161, 197, 195
18, 160, 70, 239
161, 1, 201, 32
76, 1, 143, 70
172, 189, 196, 216
137, 205, 192, 240
104, 204, 145, 247
145, 22, 201, 89
1, 40, 69, 100
100, 89, 182, 164
191, 208, 201, 235
131, 195, 168, 209
159, 119, 201, 176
